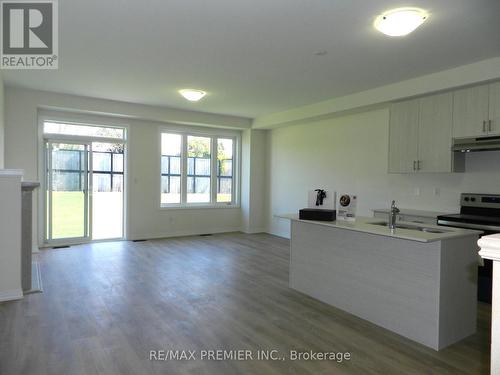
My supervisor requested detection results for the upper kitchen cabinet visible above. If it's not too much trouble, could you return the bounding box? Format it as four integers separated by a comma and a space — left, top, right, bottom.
452, 84, 494, 138
489, 81, 500, 136
388, 99, 419, 173
389, 92, 462, 174
418, 93, 453, 173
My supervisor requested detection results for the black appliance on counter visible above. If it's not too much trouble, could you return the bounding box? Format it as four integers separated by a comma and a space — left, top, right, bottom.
437, 193, 500, 303
299, 208, 336, 221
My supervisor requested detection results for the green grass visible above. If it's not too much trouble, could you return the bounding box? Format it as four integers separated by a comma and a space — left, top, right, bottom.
51, 191, 85, 239
217, 193, 232, 203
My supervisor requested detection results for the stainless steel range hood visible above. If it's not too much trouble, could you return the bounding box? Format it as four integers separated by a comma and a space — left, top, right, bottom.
452, 136, 500, 152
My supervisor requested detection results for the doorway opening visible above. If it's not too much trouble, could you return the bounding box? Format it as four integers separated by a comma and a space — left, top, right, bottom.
43, 121, 126, 245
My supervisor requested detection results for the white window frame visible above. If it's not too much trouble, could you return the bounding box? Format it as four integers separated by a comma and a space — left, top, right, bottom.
38, 110, 129, 246
159, 125, 241, 209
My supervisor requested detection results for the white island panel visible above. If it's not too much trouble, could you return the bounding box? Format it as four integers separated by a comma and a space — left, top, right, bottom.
290, 219, 478, 350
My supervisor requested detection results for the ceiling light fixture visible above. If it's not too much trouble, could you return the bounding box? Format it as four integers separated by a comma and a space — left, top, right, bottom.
374, 8, 428, 37
179, 89, 207, 102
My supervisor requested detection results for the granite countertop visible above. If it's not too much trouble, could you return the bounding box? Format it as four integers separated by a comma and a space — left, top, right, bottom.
371, 208, 454, 218
276, 214, 482, 243
21, 181, 40, 189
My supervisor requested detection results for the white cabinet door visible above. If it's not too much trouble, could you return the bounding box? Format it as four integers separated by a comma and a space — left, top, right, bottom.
489, 82, 500, 136
418, 93, 453, 173
452, 85, 489, 138
388, 100, 419, 173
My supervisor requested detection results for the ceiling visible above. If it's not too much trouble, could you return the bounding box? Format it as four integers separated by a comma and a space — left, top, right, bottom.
3, 0, 500, 118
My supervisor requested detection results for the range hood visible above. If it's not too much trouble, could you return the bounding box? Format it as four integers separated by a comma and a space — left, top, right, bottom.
452, 136, 500, 152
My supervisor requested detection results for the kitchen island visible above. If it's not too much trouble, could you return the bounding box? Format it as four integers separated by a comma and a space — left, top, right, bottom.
278, 215, 482, 350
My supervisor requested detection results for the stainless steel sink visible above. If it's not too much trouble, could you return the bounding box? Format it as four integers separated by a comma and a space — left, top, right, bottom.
368, 221, 449, 234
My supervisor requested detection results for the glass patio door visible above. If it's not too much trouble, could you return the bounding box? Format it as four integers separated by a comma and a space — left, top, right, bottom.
46, 141, 91, 243
91, 142, 124, 240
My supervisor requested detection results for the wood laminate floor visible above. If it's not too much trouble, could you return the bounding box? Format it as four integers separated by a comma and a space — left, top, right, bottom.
0, 233, 491, 375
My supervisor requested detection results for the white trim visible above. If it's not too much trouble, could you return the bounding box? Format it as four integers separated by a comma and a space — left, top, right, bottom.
129, 227, 242, 241
42, 133, 124, 144
478, 234, 500, 262
159, 204, 240, 210
210, 136, 218, 204
123, 141, 129, 240
0, 169, 24, 176
44, 140, 92, 244
241, 227, 267, 234
38, 116, 45, 247
39, 109, 131, 133
46, 141, 52, 240
159, 123, 241, 137
158, 126, 241, 209
479, 249, 500, 262
87, 143, 92, 240
0, 289, 23, 302
181, 133, 188, 204
37, 237, 127, 249
38, 112, 129, 247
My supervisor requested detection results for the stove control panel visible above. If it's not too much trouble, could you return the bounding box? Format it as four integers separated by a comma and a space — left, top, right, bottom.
461, 193, 500, 208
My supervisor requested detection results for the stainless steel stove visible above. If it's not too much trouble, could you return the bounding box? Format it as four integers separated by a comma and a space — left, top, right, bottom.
438, 193, 500, 303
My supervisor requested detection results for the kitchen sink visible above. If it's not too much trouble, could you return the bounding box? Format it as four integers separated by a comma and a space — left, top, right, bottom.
368, 221, 450, 234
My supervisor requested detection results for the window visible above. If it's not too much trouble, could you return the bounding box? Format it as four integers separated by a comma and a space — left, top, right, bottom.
217, 138, 233, 203
161, 133, 182, 204
160, 130, 238, 207
91, 142, 124, 193
44, 122, 125, 139
187, 136, 211, 203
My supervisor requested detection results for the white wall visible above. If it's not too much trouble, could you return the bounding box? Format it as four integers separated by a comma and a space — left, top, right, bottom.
0, 172, 22, 301
4, 87, 253, 244
0, 71, 4, 168
241, 129, 268, 233
126, 120, 242, 239
248, 130, 268, 232
254, 56, 500, 129
268, 108, 500, 238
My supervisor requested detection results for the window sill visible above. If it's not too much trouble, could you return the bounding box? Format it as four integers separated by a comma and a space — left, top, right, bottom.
159, 204, 240, 210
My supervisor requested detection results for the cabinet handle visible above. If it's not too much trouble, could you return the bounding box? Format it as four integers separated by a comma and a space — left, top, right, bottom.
483, 120, 487, 132
417, 160, 421, 170
413, 160, 416, 171
489, 120, 493, 132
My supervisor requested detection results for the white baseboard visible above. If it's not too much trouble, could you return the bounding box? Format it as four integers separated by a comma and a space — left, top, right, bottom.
128, 227, 243, 241
0, 289, 23, 302
242, 227, 268, 234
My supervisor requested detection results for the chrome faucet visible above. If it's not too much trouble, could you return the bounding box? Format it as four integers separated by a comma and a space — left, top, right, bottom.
389, 200, 400, 230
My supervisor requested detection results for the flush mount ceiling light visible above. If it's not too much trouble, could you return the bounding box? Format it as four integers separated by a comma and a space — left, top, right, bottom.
374, 8, 428, 37
178, 89, 207, 102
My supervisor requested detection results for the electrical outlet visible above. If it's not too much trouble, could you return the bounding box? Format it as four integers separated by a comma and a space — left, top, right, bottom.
434, 188, 441, 196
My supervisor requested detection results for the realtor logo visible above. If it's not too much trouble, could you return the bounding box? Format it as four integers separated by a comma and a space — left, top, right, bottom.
1, 0, 58, 69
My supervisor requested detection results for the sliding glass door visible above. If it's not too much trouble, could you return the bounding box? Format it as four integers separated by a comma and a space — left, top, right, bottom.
46, 141, 91, 243
43, 120, 126, 245
91, 142, 124, 240
45, 140, 125, 244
